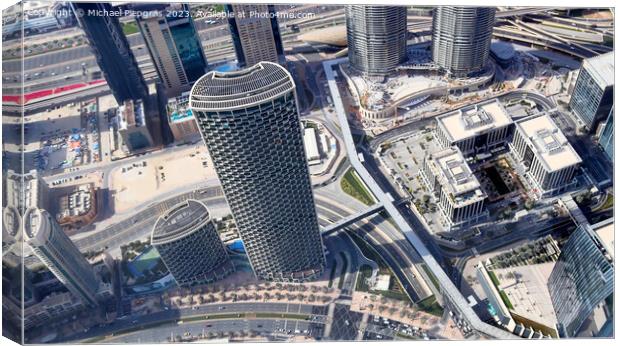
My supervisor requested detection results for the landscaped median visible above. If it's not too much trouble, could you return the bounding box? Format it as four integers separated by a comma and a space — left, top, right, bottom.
340, 168, 376, 206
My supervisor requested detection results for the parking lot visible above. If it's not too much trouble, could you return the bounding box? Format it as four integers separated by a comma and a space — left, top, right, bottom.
28, 100, 102, 171
379, 128, 448, 234
364, 314, 432, 340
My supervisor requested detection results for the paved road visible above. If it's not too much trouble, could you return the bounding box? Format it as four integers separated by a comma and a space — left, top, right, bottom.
59, 302, 328, 343
109, 318, 320, 343
316, 195, 431, 302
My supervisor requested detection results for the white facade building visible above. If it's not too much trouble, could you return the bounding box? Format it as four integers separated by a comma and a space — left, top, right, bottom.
436, 99, 513, 156
420, 147, 487, 231
510, 114, 581, 197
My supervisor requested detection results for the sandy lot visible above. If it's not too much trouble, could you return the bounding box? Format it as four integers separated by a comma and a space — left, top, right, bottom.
110, 146, 217, 213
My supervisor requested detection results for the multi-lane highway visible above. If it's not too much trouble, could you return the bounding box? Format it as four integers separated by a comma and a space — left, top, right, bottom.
58, 302, 328, 343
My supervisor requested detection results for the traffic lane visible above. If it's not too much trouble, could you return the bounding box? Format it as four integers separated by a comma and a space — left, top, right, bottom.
63, 301, 327, 342
315, 201, 425, 301
110, 318, 320, 343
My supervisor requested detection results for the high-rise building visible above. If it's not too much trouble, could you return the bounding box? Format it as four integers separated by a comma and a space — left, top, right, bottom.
226, 4, 285, 68
345, 5, 407, 76
116, 99, 154, 151
71, 2, 148, 104
166, 92, 199, 142
431, 7, 496, 77
420, 147, 487, 230
510, 114, 582, 197
136, 4, 208, 95
599, 107, 614, 161
569, 52, 614, 130
4, 169, 48, 214
547, 219, 614, 337
23, 207, 100, 307
190, 62, 325, 282
151, 200, 233, 286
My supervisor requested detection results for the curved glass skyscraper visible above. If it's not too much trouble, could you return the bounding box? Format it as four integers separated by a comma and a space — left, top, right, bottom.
431, 7, 496, 77
190, 62, 325, 282
345, 5, 408, 76
152, 199, 232, 286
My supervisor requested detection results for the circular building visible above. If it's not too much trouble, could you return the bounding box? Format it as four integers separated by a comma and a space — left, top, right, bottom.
151, 199, 233, 286
345, 5, 408, 76
190, 62, 326, 282
431, 7, 496, 77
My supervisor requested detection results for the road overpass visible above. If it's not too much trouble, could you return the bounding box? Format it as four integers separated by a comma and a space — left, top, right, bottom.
321, 203, 384, 236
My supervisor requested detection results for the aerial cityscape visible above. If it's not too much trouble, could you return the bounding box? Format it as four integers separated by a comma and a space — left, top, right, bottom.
1, 1, 615, 344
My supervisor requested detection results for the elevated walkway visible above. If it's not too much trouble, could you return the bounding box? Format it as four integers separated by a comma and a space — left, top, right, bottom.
321, 203, 384, 236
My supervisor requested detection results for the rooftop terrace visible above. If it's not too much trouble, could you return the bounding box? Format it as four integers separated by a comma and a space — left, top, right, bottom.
167, 92, 194, 123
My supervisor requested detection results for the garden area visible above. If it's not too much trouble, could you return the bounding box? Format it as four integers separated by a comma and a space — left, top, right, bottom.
121, 21, 140, 35
340, 168, 376, 206
486, 235, 560, 269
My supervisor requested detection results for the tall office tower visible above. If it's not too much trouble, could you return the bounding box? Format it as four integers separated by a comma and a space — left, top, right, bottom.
136, 4, 208, 95
226, 4, 285, 67
23, 207, 100, 307
431, 7, 496, 77
345, 5, 408, 76
190, 62, 325, 282
510, 114, 582, 197
71, 2, 148, 104
598, 107, 614, 161
151, 200, 233, 286
569, 52, 614, 130
547, 220, 614, 337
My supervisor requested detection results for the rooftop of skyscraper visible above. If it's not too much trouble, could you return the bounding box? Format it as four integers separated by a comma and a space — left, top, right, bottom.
591, 218, 614, 261
151, 199, 212, 244
23, 207, 46, 241
582, 52, 614, 88
190, 61, 294, 110
117, 99, 146, 129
